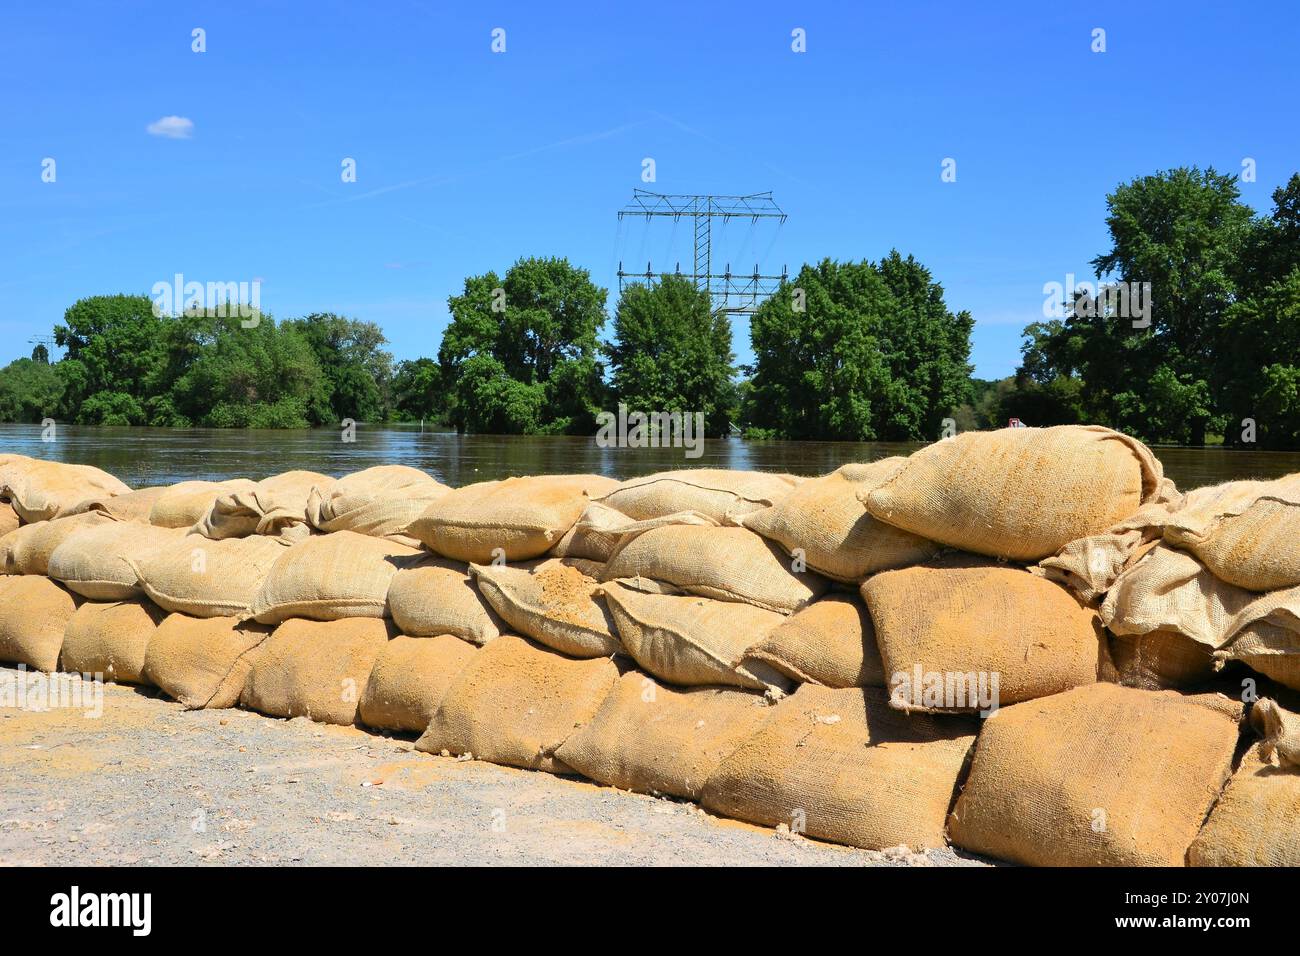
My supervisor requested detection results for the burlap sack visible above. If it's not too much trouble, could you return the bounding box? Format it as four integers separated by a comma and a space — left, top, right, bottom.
414, 634, 620, 773
1163, 473, 1300, 592
408, 474, 620, 562
307, 465, 450, 544
601, 581, 792, 692
357, 634, 478, 733
861, 558, 1105, 712
134, 533, 293, 618
1188, 741, 1300, 865
602, 524, 827, 613
249, 530, 422, 624
700, 684, 977, 850
595, 469, 799, 521
739, 593, 884, 688
47, 520, 186, 600
143, 614, 271, 709
240, 617, 392, 725
549, 502, 718, 561
863, 425, 1163, 561
471, 558, 621, 658
1221, 622, 1300, 692
148, 479, 257, 528
193, 470, 334, 541
1253, 697, 1300, 768
0, 576, 78, 671
0, 510, 115, 575
387, 556, 502, 645
0, 500, 18, 537
555, 671, 774, 799
742, 460, 940, 582
70, 486, 169, 523
60, 598, 167, 685
948, 683, 1242, 866
1108, 630, 1217, 690
1, 458, 132, 523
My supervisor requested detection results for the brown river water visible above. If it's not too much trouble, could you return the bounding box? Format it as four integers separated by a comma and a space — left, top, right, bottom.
1, 424, 1297, 491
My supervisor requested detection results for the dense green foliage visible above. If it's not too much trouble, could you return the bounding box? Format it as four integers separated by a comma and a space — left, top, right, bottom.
743, 253, 974, 440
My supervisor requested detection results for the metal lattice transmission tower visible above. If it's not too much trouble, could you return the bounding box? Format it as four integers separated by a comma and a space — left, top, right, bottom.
617, 190, 788, 314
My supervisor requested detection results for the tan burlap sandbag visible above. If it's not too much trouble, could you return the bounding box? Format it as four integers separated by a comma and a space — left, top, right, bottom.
358, 634, 478, 733
948, 683, 1242, 866
1221, 622, 1300, 692
60, 598, 166, 685
861, 558, 1105, 712
1188, 741, 1300, 865
602, 524, 827, 613
742, 460, 940, 583
307, 465, 450, 544
549, 502, 718, 561
0, 500, 18, 537
1, 458, 132, 523
471, 558, 620, 658
134, 533, 293, 618
387, 556, 502, 645
739, 593, 884, 688
1163, 473, 1300, 592
555, 671, 775, 799
47, 520, 186, 600
0, 576, 78, 671
249, 530, 422, 624
0, 510, 115, 575
192, 469, 334, 541
147, 478, 257, 528
70, 486, 169, 523
143, 614, 271, 709
414, 634, 620, 773
700, 684, 976, 850
408, 474, 620, 562
595, 469, 799, 522
602, 581, 792, 692
241, 617, 392, 725
1108, 630, 1217, 691
863, 425, 1163, 561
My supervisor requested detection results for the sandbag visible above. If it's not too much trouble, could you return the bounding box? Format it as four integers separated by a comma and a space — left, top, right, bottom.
0, 510, 115, 575
70, 486, 169, 523
555, 671, 774, 800
602, 524, 828, 614
0, 500, 18, 537
60, 598, 166, 685
1253, 697, 1300, 769
739, 593, 884, 688
47, 520, 186, 600
1221, 622, 1300, 692
602, 581, 792, 692
414, 634, 620, 773
700, 684, 976, 850
307, 465, 450, 543
0, 576, 78, 671
240, 617, 392, 725
408, 474, 620, 562
143, 614, 271, 709
863, 425, 1163, 561
135, 533, 293, 618
1163, 473, 1300, 592
948, 683, 1242, 866
742, 460, 939, 582
471, 558, 620, 658
861, 558, 1105, 712
148, 478, 258, 528
193, 469, 334, 541
249, 530, 422, 624
1108, 630, 1217, 691
595, 469, 799, 522
549, 501, 717, 561
1188, 741, 1300, 865
1, 458, 132, 523
387, 556, 502, 645
357, 634, 478, 733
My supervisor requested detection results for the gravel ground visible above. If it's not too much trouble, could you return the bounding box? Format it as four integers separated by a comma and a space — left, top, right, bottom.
0, 666, 989, 867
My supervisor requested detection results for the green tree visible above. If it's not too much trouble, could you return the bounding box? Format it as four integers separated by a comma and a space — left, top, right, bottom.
283, 313, 394, 423
391, 357, 445, 422
53, 294, 168, 425
606, 275, 737, 437
0, 358, 64, 423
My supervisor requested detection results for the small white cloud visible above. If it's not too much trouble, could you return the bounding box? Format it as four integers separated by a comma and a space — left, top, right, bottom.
146, 116, 194, 139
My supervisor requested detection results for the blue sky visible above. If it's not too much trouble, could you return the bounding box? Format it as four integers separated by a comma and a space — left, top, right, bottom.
2, 0, 1296, 378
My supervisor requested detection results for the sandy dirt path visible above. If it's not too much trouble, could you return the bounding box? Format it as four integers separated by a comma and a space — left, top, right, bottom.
0, 667, 987, 866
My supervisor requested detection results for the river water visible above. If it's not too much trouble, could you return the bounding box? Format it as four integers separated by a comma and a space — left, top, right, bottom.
1, 424, 1296, 491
